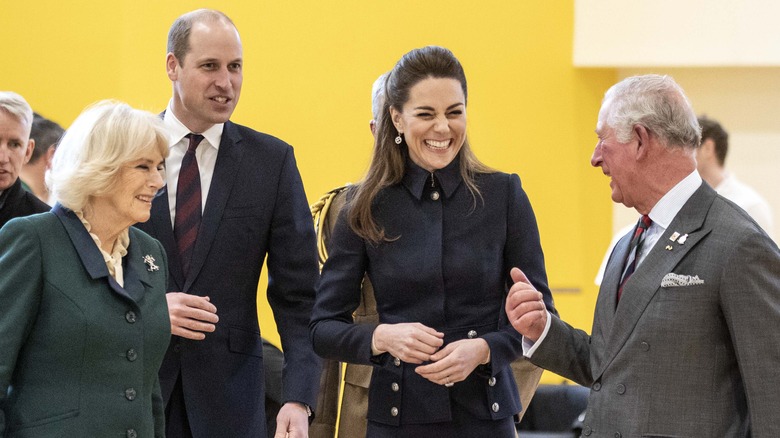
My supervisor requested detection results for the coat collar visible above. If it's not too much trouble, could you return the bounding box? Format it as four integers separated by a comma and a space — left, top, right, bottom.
401, 156, 462, 200
53, 204, 151, 304
593, 182, 716, 379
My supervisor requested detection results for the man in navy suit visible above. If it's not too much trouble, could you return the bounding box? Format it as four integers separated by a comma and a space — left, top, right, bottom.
136, 9, 321, 438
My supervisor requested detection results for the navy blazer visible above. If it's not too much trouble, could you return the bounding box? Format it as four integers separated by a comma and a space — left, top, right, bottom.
311, 158, 554, 429
0, 178, 50, 229
0, 205, 170, 437
136, 120, 321, 437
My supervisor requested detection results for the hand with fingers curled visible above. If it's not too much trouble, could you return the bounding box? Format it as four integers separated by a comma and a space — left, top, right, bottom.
505, 267, 548, 342
371, 322, 444, 364
166, 292, 219, 340
415, 338, 490, 386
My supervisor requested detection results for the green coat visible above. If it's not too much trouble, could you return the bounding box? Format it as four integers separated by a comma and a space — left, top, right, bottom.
0, 205, 170, 438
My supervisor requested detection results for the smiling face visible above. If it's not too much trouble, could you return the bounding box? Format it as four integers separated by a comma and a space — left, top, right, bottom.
90, 146, 166, 230
591, 108, 640, 209
167, 19, 243, 133
0, 110, 33, 191
391, 77, 466, 172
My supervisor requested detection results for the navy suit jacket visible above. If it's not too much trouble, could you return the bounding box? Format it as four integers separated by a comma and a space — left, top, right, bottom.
136, 120, 321, 437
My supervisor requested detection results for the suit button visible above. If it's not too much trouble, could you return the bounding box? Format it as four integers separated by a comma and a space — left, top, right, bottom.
393, 357, 401, 367
491, 402, 499, 412
488, 377, 496, 387
616, 384, 626, 395
127, 429, 137, 438
125, 311, 137, 323
125, 388, 137, 401
391, 407, 399, 417
126, 348, 138, 361
641, 341, 650, 351
173, 344, 181, 353
592, 382, 601, 391
467, 330, 477, 339
583, 426, 592, 436
391, 382, 399, 392
430, 191, 440, 201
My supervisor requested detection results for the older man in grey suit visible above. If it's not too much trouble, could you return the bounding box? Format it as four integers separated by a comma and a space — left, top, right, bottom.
506, 74, 780, 437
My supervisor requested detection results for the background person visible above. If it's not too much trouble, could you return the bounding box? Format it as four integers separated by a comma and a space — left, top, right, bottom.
0, 92, 49, 230
507, 74, 780, 437
20, 112, 64, 205
135, 9, 321, 438
311, 46, 555, 437
0, 100, 170, 437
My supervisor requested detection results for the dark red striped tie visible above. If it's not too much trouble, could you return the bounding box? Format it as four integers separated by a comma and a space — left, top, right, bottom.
174, 133, 204, 277
617, 214, 652, 302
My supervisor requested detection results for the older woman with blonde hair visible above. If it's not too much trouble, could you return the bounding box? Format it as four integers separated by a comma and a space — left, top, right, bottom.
0, 100, 171, 437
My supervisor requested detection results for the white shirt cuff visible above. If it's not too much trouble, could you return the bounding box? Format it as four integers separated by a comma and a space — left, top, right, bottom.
522, 310, 552, 358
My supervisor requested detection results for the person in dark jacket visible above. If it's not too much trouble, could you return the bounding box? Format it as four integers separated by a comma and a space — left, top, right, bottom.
310, 46, 556, 437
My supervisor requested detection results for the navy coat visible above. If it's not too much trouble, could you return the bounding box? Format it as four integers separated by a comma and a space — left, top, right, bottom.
311, 158, 554, 432
136, 120, 321, 437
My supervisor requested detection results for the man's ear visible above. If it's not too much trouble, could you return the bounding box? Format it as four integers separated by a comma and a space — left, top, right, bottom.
44, 145, 57, 169
634, 124, 651, 159
166, 53, 180, 81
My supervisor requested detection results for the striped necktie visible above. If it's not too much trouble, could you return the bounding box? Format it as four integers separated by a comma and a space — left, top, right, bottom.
618, 214, 652, 302
174, 133, 204, 277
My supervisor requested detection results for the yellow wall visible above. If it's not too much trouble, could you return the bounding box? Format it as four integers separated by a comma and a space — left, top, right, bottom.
2, 1, 616, 383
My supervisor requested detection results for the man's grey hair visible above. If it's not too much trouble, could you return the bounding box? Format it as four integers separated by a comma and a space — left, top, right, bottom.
602, 74, 701, 149
371, 72, 389, 121
0, 91, 33, 132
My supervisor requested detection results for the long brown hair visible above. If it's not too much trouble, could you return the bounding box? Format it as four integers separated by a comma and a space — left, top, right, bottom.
349, 46, 493, 245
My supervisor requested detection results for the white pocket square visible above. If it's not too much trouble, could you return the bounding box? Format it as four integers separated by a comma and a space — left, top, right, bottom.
661, 273, 705, 288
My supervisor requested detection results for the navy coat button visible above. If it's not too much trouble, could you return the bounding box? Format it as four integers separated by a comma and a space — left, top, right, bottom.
125, 388, 137, 400
125, 311, 137, 323
491, 402, 499, 412
430, 191, 440, 201
467, 330, 477, 339
127, 429, 137, 438
391, 382, 399, 392
173, 344, 181, 353
126, 348, 138, 361
616, 383, 626, 395
488, 377, 496, 387
393, 357, 401, 367
391, 407, 399, 417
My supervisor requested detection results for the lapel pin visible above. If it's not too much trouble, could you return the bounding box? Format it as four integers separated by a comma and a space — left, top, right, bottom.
665, 245, 673, 251
669, 232, 680, 241
677, 234, 688, 244
143, 255, 160, 272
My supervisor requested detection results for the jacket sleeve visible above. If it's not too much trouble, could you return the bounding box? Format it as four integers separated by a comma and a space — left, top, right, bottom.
264, 147, 323, 409
0, 218, 45, 436
481, 174, 555, 374
309, 199, 378, 366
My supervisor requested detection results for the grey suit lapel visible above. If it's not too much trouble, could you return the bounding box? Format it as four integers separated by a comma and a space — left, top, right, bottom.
595, 183, 717, 378
185, 121, 244, 291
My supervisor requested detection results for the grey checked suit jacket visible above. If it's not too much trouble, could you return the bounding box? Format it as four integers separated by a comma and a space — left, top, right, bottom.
531, 183, 780, 437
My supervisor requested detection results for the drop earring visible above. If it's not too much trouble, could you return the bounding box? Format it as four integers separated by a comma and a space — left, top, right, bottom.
395, 132, 403, 144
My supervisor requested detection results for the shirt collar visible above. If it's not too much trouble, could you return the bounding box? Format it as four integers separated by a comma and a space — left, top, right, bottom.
164, 101, 224, 151
648, 170, 702, 229
401, 156, 463, 200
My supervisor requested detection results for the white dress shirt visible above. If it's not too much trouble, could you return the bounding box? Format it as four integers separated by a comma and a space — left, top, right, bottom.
163, 103, 223, 227
525, 170, 703, 357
